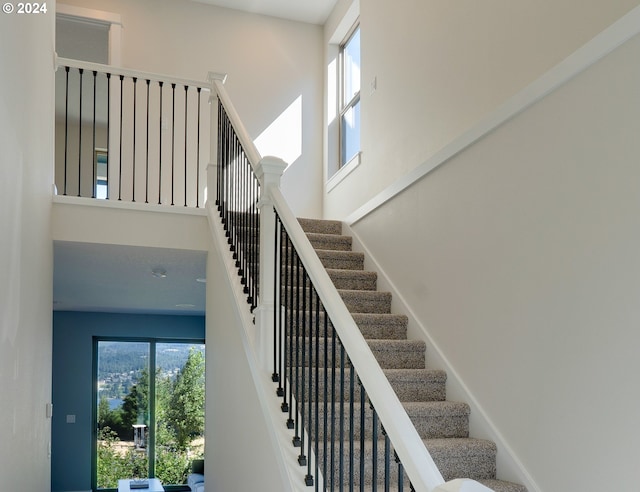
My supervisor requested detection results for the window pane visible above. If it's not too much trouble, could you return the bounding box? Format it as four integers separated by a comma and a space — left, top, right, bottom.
343, 27, 361, 105
341, 99, 360, 166
97, 341, 150, 489
155, 343, 205, 486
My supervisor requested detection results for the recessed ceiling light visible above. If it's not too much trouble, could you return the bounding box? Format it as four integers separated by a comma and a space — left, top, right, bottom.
175, 303, 196, 308
152, 267, 167, 278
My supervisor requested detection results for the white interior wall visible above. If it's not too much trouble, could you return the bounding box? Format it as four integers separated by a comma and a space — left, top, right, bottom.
0, 6, 55, 491
58, 0, 324, 218
324, 0, 640, 218
349, 30, 640, 492
205, 224, 291, 491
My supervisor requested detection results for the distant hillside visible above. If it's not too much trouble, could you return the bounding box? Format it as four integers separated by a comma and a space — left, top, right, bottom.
98, 341, 204, 399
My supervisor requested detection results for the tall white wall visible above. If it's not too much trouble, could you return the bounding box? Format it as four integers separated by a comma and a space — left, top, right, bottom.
349, 28, 640, 492
58, 0, 324, 217
0, 6, 55, 491
324, 0, 640, 218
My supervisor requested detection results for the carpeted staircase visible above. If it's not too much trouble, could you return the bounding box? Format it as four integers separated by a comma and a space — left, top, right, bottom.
297, 217, 527, 492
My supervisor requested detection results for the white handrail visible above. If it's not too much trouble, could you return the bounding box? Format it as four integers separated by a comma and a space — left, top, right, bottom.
56, 56, 211, 91
269, 187, 445, 492
209, 75, 262, 167
211, 75, 446, 491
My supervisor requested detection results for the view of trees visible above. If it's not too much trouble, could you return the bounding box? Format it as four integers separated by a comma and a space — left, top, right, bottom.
97, 344, 205, 489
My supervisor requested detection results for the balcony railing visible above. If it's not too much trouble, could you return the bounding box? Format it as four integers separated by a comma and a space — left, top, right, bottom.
55, 58, 210, 207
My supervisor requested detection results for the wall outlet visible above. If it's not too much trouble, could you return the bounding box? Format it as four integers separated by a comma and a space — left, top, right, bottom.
66, 414, 76, 424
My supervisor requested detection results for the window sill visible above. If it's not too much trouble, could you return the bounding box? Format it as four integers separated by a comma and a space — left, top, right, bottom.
326, 151, 361, 193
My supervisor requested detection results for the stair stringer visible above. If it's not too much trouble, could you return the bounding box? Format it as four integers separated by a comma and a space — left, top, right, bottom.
343, 222, 541, 492
206, 203, 314, 492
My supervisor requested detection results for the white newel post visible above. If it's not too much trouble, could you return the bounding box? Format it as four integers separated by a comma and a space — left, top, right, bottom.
254, 156, 288, 373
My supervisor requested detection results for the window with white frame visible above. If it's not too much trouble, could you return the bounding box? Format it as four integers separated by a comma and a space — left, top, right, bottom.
340, 24, 361, 167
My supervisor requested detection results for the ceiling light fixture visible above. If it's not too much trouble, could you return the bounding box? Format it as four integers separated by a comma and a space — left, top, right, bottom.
151, 267, 167, 278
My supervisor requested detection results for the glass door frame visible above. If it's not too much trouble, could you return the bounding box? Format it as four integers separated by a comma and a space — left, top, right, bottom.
91, 336, 205, 492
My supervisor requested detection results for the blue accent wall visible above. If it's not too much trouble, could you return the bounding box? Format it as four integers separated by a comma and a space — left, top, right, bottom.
51, 311, 205, 492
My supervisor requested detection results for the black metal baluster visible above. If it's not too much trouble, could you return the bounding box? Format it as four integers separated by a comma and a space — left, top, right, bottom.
118, 74, 124, 201
196, 87, 201, 208
78, 68, 83, 197
396, 452, 404, 492
171, 83, 176, 206
132, 77, 137, 202
63, 66, 69, 196
92, 71, 97, 198
184, 85, 188, 207
339, 341, 346, 491
145, 79, 150, 204
285, 234, 294, 423
305, 280, 314, 486
360, 378, 366, 492
314, 288, 321, 492
330, 323, 337, 490
292, 253, 301, 448
372, 406, 379, 492
383, 430, 391, 492
299, 269, 308, 467
158, 81, 163, 204
216, 99, 222, 209
273, 213, 281, 383
323, 304, 329, 491
106, 73, 111, 200
349, 362, 355, 491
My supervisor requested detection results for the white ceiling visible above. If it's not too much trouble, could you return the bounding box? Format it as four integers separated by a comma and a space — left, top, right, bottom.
192, 0, 338, 25
54, 241, 207, 315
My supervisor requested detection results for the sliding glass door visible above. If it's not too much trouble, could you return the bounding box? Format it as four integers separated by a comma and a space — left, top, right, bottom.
95, 340, 205, 490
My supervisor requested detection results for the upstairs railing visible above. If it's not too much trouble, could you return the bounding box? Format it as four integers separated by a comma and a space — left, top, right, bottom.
55, 58, 210, 207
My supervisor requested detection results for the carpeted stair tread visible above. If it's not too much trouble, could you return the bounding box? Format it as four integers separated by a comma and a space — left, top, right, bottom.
306, 232, 353, 251
316, 249, 365, 270
293, 338, 425, 369
477, 479, 528, 492
305, 368, 446, 402
299, 217, 342, 235
310, 401, 470, 440
285, 312, 408, 340
327, 268, 378, 290
352, 313, 408, 339
339, 289, 392, 314
384, 369, 447, 401
425, 438, 497, 481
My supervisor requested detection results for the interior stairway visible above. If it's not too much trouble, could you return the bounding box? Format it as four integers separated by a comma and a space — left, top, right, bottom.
297, 217, 527, 492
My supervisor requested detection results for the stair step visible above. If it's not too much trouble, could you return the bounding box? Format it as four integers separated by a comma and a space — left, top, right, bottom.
286, 312, 408, 340
317, 249, 364, 270
352, 313, 408, 339
292, 368, 446, 402
384, 369, 447, 401
299, 217, 342, 235
477, 479, 528, 492
290, 338, 425, 370
339, 289, 392, 314
327, 268, 377, 290
317, 437, 496, 485
426, 438, 497, 482
307, 232, 353, 251
308, 401, 469, 440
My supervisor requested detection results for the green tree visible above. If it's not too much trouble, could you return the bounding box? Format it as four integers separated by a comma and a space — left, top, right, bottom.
165, 349, 205, 450
121, 366, 150, 436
